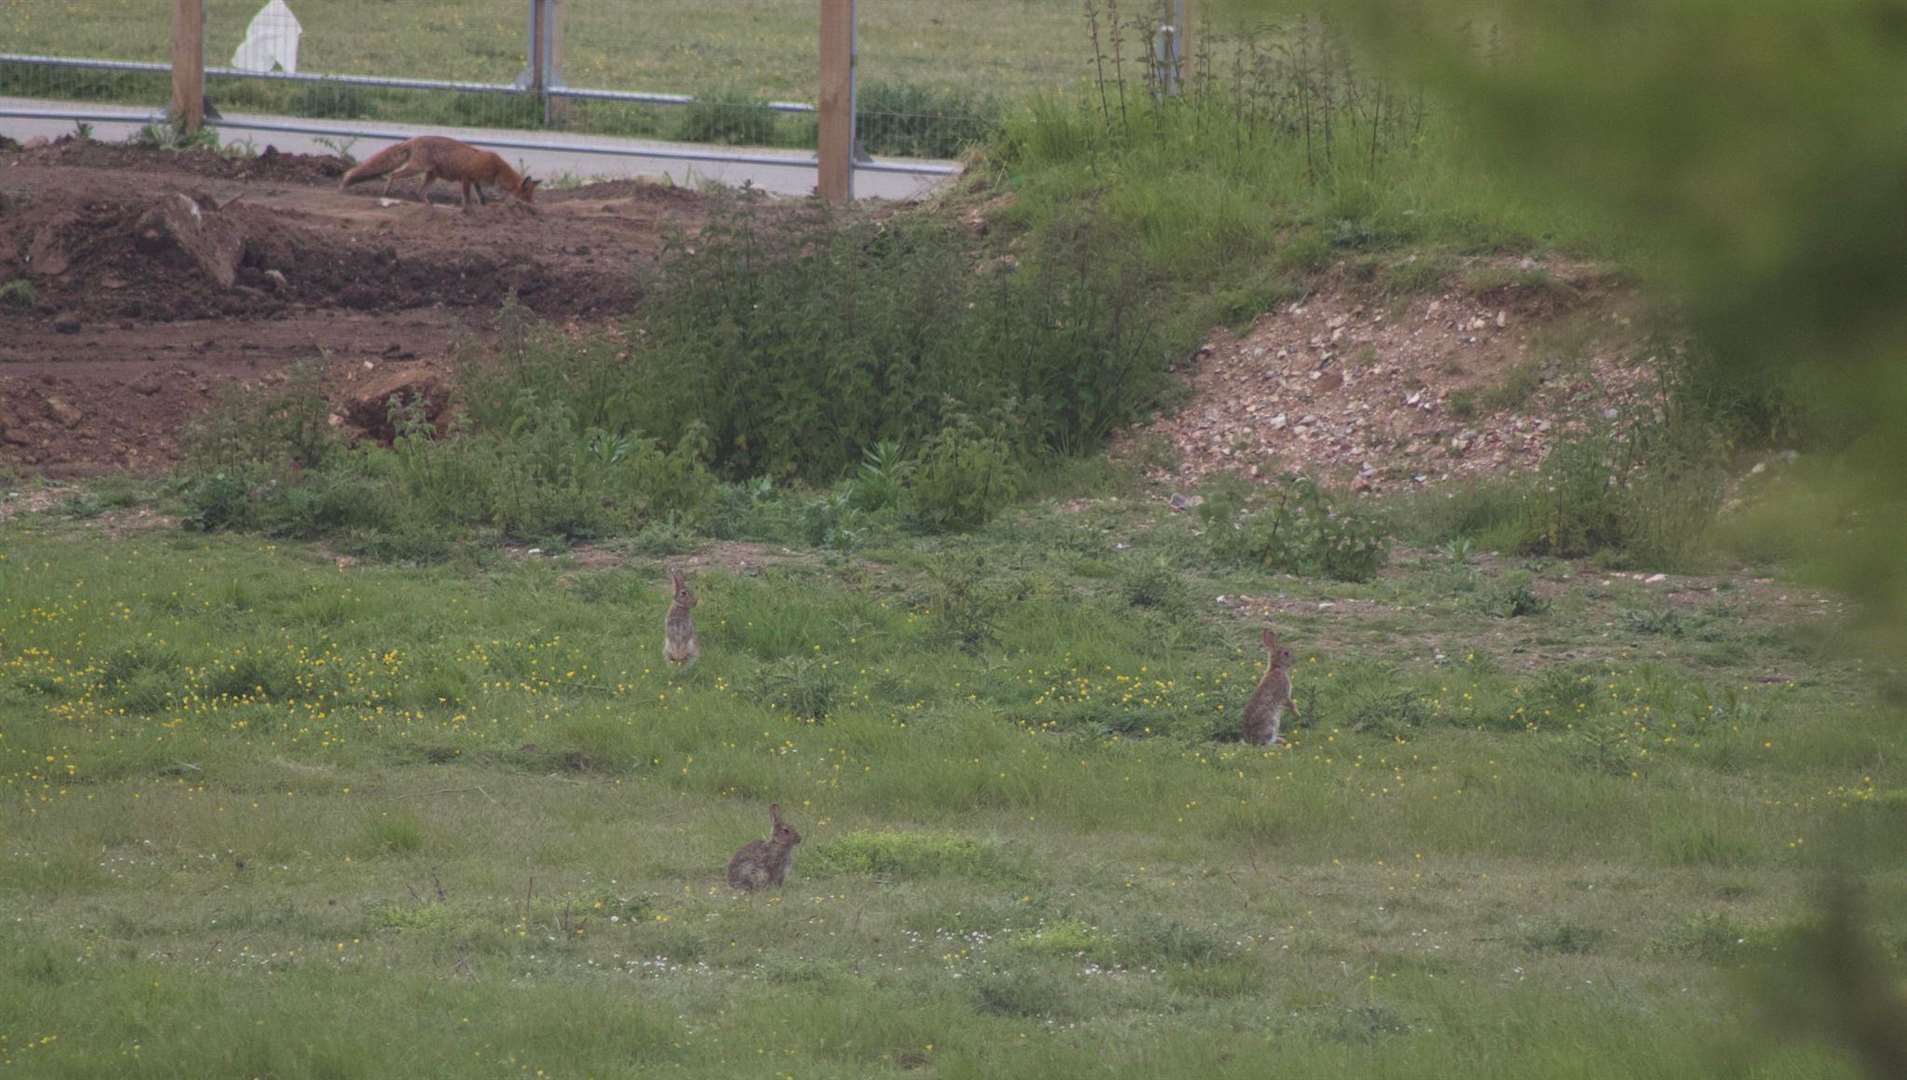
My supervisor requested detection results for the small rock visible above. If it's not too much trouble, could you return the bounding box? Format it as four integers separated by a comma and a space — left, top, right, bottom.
1269, 413, 1288, 431
1749, 461, 1767, 476
1602, 407, 1619, 420
1495, 310, 1508, 329
51, 313, 80, 334
264, 269, 289, 292
44, 396, 82, 428
1645, 573, 1667, 584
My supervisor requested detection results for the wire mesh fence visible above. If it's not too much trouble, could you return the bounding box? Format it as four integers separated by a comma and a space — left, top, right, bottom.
855, 0, 1080, 161
1, 3, 175, 111
2, 0, 1093, 165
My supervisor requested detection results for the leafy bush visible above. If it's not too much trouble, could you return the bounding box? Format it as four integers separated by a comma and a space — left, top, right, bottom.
185, 362, 337, 471
904, 414, 1024, 532
1485, 574, 1551, 618
536, 199, 1168, 485
922, 555, 1012, 654
1199, 474, 1389, 582
1519, 415, 1723, 567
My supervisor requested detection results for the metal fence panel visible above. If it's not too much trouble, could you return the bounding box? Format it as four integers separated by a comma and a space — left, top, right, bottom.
1, 0, 1087, 172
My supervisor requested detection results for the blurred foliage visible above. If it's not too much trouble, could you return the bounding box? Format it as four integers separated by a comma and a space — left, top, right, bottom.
1217, 1, 1907, 1073
1220, 0, 1907, 663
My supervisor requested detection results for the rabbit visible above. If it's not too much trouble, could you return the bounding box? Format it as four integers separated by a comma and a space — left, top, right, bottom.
1241, 625, 1297, 746
726, 803, 802, 890
663, 567, 699, 666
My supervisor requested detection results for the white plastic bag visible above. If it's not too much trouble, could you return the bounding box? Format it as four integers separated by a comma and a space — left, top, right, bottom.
230, 0, 302, 74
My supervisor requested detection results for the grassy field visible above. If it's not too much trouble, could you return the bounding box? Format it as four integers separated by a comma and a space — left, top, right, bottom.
4, 0, 1085, 100
2, 484, 1901, 1077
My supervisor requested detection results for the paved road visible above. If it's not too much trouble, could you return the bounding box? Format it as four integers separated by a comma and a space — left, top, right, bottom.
0, 97, 958, 201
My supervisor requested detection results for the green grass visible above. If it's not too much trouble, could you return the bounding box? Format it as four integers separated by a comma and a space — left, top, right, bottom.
1, 486, 1900, 1077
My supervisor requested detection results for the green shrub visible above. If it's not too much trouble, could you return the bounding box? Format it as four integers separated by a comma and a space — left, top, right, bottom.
905, 415, 1024, 532
1199, 474, 1389, 582
1519, 415, 1723, 567
1485, 574, 1551, 618
586, 200, 1167, 484
922, 555, 1012, 654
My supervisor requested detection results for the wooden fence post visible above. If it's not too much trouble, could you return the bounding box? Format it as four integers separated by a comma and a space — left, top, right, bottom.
1175, 0, 1191, 87
544, 0, 568, 127
528, 0, 547, 119
818, 0, 855, 203
171, 0, 205, 132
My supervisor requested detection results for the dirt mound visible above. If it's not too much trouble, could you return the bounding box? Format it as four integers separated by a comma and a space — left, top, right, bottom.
1125, 257, 1656, 493
0, 142, 716, 475
12, 136, 349, 183
342, 367, 452, 441
6, 184, 641, 323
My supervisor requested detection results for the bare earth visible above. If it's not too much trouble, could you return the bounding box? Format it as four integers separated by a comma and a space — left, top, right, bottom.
0, 138, 712, 475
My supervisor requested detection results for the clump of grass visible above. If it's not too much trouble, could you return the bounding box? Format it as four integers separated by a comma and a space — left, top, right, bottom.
1523, 922, 1607, 954
1121, 556, 1185, 611
1652, 911, 1757, 962
1379, 254, 1454, 295
1485, 573, 1550, 618
856, 80, 1001, 158
1479, 361, 1544, 413
753, 655, 841, 721
364, 812, 426, 855
0, 278, 36, 309
808, 830, 1021, 881
671, 87, 785, 147
1446, 388, 1479, 420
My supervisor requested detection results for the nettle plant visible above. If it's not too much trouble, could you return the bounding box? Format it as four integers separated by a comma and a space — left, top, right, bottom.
1197, 472, 1389, 582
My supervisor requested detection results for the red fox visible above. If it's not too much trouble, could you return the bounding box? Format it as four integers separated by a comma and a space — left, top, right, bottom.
339, 136, 540, 212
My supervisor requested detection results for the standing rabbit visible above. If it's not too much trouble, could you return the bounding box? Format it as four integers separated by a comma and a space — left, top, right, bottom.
663, 568, 699, 666
1241, 626, 1297, 746
727, 803, 802, 890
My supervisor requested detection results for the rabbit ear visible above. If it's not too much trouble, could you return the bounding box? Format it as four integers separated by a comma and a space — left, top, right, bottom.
671, 568, 685, 590
768, 803, 781, 825
1262, 626, 1278, 649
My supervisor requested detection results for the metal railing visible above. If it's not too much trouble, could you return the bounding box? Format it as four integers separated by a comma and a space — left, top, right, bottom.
0, 0, 998, 193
